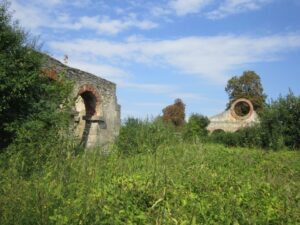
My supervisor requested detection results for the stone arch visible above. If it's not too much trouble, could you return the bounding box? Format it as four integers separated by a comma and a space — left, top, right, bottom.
230, 98, 254, 120
77, 84, 101, 116
75, 84, 102, 147
211, 129, 225, 134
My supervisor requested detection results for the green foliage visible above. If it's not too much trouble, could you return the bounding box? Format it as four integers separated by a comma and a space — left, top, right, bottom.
0, 144, 299, 224
4, 76, 75, 175
0, 3, 41, 148
0, 3, 75, 173
260, 91, 300, 150
183, 113, 209, 141
115, 117, 180, 155
162, 98, 185, 127
209, 126, 262, 148
225, 71, 266, 113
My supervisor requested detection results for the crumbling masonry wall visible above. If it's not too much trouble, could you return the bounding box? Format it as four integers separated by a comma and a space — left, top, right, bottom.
207, 98, 259, 133
44, 55, 120, 148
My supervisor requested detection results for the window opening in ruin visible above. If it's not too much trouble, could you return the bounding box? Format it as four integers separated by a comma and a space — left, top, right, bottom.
234, 101, 251, 117
80, 91, 97, 116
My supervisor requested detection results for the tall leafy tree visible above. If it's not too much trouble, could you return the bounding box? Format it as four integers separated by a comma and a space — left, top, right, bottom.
225, 71, 266, 113
0, 3, 72, 151
162, 99, 185, 127
260, 91, 300, 150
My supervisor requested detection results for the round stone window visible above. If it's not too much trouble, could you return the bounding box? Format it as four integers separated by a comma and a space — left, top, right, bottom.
230, 98, 254, 120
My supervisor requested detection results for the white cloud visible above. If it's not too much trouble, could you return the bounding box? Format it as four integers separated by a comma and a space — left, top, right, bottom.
118, 82, 176, 94
53, 56, 175, 94
49, 33, 300, 84
134, 102, 168, 107
150, 6, 171, 17
207, 0, 272, 19
170, 0, 214, 16
170, 92, 206, 101
63, 16, 158, 35
151, 0, 274, 18
9, 0, 157, 34
10, 1, 49, 30
67, 60, 130, 81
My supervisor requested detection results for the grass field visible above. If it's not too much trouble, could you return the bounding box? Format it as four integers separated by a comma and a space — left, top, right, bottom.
0, 143, 299, 224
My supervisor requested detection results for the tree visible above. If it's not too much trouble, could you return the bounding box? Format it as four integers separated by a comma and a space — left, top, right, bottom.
0, 3, 72, 152
225, 71, 266, 113
260, 91, 300, 150
162, 99, 185, 127
184, 113, 209, 141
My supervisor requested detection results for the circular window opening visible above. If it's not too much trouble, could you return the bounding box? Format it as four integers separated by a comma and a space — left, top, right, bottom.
234, 101, 251, 117
230, 98, 254, 120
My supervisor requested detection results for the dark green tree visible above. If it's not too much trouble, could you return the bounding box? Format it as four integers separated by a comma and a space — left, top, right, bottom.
0, 3, 73, 153
225, 71, 266, 113
260, 91, 300, 150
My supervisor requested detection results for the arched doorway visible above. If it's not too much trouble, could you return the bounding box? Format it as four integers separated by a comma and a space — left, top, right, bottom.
211, 129, 225, 134
74, 84, 101, 148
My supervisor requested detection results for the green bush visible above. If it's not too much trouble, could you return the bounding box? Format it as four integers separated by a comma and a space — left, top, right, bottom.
209, 126, 262, 148
183, 113, 209, 142
209, 130, 239, 147
260, 91, 300, 150
0, 3, 75, 174
115, 117, 180, 155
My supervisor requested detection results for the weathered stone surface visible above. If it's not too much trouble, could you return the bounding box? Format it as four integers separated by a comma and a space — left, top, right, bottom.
43, 55, 120, 148
207, 98, 259, 133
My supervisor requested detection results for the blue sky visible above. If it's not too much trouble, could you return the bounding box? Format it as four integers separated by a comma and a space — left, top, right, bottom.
8, 0, 300, 119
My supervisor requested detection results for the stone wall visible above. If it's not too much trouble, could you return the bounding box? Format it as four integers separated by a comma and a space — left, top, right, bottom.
43, 55, 120, 147
207, 98, 259, 133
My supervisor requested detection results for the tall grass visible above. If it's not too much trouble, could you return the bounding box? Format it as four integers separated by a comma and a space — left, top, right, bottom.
1, 142, 299, 224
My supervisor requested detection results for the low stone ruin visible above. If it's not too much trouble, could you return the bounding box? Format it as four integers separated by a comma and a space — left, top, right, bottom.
44, 55, 121, 148
207, 98, 259, 133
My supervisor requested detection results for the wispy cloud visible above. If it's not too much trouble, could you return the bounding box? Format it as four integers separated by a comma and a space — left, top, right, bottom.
10, 0, 157, 34
49, 33, 300, 84
10, 1, 49, 30
145, 0, 276, 19
170, 92, 206, 101
67, 60, 130, 81
207, 0, 273, 19
60, 16, 158, 35
170, 0, 214, 16
10, 0, 276, 36
53, 56, 176, 94
118, 82, 176, 94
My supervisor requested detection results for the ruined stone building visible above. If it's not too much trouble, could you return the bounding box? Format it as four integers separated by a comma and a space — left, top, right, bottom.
207, 98, 259, 133
44, 55, 120, 148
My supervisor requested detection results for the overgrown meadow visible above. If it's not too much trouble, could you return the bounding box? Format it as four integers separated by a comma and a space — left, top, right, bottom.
1, 3, 300, 224
0, 119, 300, 224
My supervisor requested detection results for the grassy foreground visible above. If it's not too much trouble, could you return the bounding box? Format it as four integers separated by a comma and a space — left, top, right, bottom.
0, 143, 299, 224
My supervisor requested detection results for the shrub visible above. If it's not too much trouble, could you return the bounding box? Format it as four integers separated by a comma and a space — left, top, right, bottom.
209, 126, 262, 148
260, 91, 300, 150
0, 3, 75, 174
183, 113, 209, 142
115, 117, 179, 155
209, 131, 239, 147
